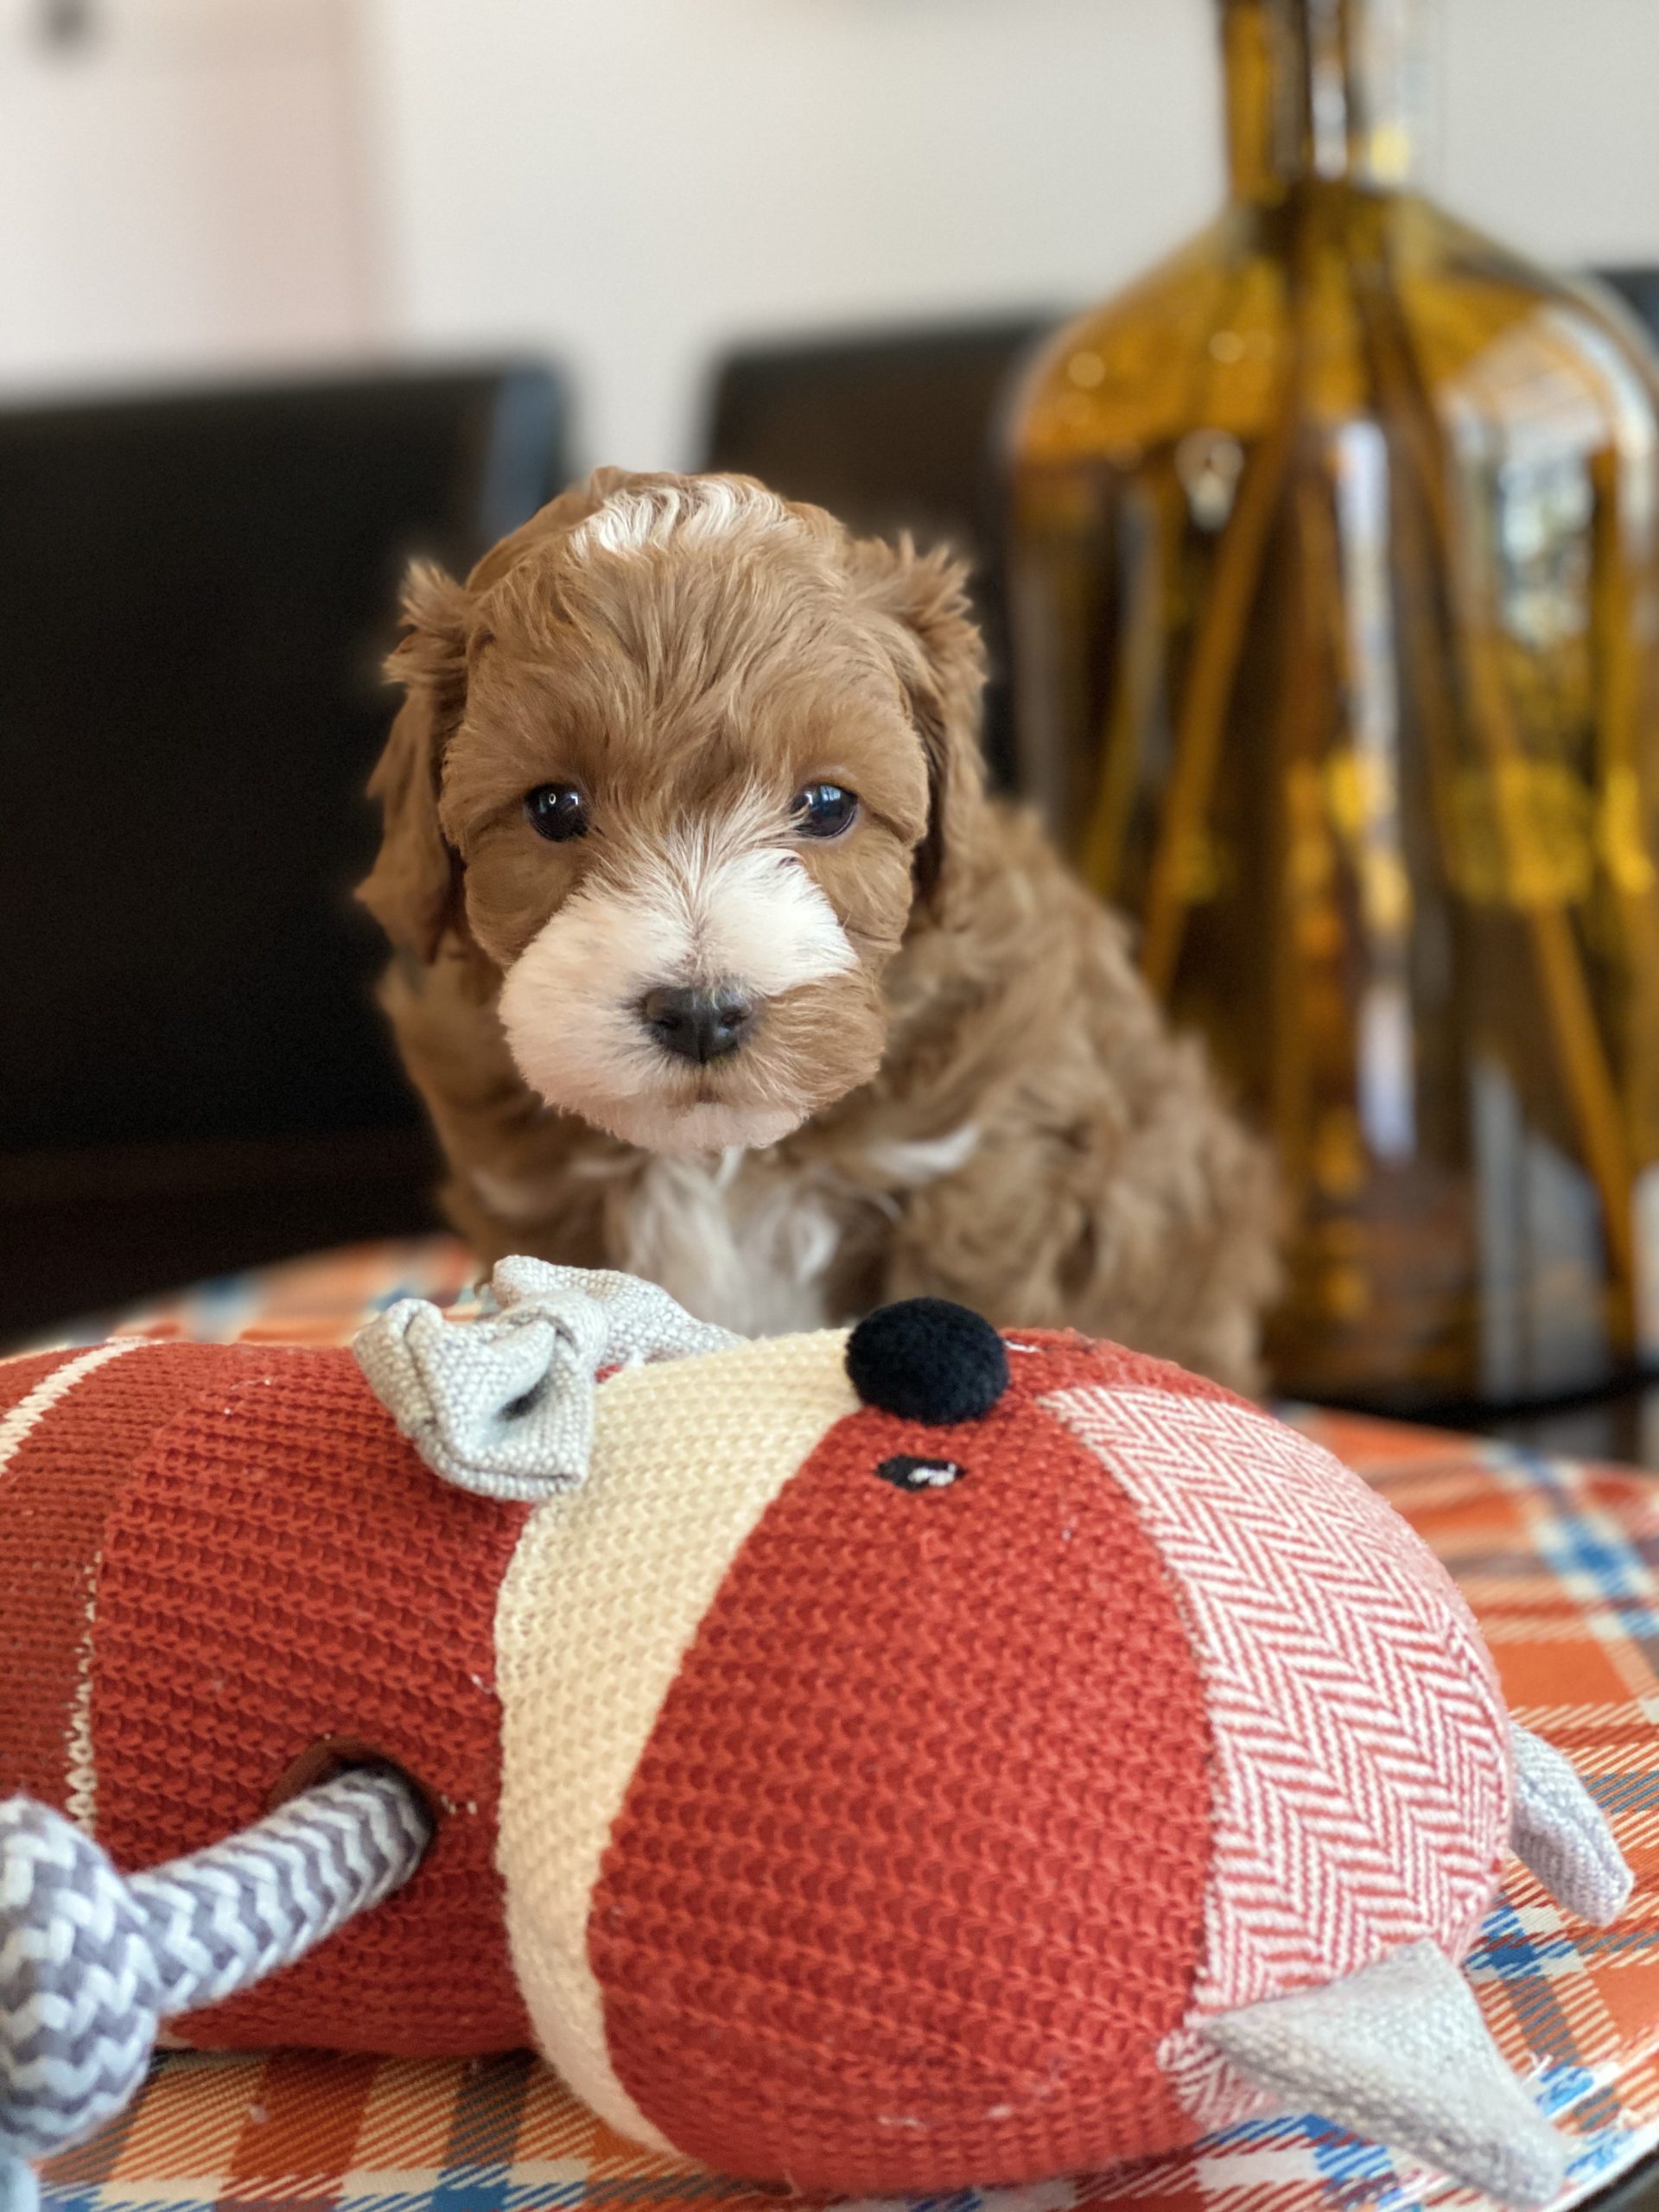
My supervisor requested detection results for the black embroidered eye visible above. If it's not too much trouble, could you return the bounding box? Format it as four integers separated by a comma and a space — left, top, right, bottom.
525, 784, 588, 842
877, 1454, 966, 1493
791, 783, 859, 840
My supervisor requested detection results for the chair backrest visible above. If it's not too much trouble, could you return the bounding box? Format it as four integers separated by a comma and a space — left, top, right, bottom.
1591, 266, 1659, 346
702, 316, 1052, 786
0, 363, 566, 1162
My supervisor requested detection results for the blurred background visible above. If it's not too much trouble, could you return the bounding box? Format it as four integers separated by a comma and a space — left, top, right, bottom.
8, 0, 1659, 1431
5, 0, 1659, 461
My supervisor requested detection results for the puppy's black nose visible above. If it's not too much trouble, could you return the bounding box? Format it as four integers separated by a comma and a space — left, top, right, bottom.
846, 1298, 1011, 1424
641, 985, 754, 1065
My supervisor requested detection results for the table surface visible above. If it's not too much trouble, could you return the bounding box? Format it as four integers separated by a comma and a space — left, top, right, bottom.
21, 1236, 1659, 2212
1474, 1383, 1659, 1478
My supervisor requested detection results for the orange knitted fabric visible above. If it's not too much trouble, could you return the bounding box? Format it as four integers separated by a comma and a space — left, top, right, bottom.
587, 1387, 1215, 2193
999, 1328, 1253, 1411
0, 1343, 273, 1815
88, 1348, 533, 2056
0, 1348, 81, 1417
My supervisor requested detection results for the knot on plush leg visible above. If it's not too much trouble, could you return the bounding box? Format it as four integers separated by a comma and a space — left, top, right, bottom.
0, 1768, 432, 2209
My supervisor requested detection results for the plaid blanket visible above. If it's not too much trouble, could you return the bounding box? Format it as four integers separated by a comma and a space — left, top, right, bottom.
30, 1236, 1659, 2212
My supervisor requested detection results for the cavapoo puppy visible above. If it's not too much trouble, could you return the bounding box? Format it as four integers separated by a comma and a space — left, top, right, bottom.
361, 467, 1277, 1387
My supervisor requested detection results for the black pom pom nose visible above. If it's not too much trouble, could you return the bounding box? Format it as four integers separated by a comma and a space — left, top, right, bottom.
845, 1298, 1011, 1426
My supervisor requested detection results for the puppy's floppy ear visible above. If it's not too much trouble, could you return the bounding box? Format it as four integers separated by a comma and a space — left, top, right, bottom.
359, 560, 473, 963
847, 533, 988, 914
360, 474, 632, 960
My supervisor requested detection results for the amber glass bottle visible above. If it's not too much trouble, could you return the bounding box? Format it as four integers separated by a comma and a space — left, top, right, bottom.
1006, 0, 1659, 1409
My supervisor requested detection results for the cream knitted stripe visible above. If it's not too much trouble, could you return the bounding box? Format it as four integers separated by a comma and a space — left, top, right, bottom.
2, 1341, 150, 1839
60, 1563, 100, 1836
0, 1342, 146, 1480
493, 1329, 857, 2154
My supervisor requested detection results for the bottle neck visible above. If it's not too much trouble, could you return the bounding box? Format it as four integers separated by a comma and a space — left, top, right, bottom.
1221, 0, 1427, 201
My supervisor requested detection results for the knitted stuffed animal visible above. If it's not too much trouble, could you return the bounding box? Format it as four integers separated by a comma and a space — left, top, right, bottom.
0, 1261, 1633, 2212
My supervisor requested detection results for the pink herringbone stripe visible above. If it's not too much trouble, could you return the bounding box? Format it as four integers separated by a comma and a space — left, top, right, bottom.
1047, 1386, 1512, 2017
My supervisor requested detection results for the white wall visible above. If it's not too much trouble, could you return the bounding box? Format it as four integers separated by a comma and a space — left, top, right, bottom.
0, 0, 378, 394
3, 0, 1658, 459
1440, 0, 1659, 268
358, 0, 1218, 469
355, 0, 1659, 473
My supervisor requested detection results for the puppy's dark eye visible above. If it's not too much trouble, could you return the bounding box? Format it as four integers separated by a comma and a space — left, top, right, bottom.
791, 783, 859, 840
525, 784, 588, 842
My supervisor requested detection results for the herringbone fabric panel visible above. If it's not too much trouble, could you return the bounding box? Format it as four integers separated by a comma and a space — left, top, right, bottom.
1047, 1386, 1511, 2017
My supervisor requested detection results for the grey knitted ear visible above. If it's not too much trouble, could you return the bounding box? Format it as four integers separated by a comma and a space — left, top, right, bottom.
1510, 1722, 1633, 1926
1201, 1939, 1568, 2208
355, 1262, 742, 1502
489, 1258, 741, 1363
355, 1294, 607, 1500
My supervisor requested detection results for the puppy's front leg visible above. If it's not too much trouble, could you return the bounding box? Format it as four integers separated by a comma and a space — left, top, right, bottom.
876, 1070, 1278, 1396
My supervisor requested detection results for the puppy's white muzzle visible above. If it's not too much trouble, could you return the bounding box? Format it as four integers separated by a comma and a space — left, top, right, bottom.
498, 823, 855, 1154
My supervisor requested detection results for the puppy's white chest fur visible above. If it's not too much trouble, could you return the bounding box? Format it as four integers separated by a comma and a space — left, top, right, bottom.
613, 1151, 844, 1338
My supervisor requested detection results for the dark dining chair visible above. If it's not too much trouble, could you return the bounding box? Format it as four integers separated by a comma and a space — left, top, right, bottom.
702, 315, 1052, 789
0, 360, 568, 1341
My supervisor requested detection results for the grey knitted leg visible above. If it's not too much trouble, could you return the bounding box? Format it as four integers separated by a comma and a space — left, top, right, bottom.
0, 1765, 431, 2209
129, 1765, 431, 2012
1510, 1721, 1634, 1926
